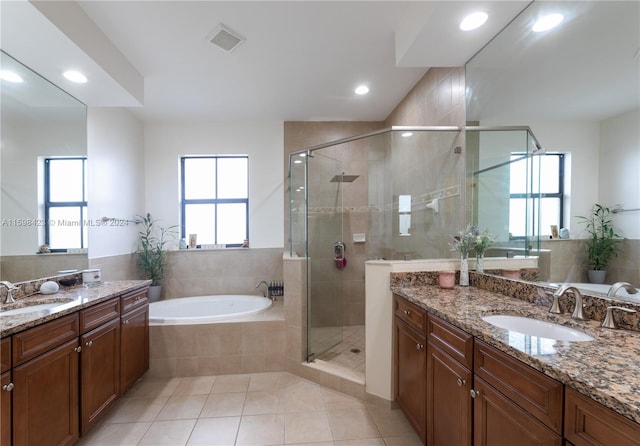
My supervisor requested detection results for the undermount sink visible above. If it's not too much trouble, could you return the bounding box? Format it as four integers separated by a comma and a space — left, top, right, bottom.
482, 314, 594, 342
0, 302, 66, 317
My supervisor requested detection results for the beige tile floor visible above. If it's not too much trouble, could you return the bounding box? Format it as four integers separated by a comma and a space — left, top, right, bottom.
77, 371, 421, 446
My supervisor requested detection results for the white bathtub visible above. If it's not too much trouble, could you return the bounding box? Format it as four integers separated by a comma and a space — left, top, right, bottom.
548, 282, 640, 303
149, 294, 273, 325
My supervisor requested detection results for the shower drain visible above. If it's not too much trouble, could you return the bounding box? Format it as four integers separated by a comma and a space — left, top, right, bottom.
350, 348, 361, 354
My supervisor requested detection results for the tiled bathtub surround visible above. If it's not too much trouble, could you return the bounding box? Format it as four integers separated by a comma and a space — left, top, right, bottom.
161, 248, 284, 300
0, 253, 88, 283
391, 282, 640, 425
148, 303, 285, 378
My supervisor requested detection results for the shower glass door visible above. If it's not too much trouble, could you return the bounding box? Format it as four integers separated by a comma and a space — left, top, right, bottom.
306, 151, 344, 361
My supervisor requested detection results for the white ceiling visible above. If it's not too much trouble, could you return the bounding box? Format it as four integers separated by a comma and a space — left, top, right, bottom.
2, 1, 638, 123
3, 0, 528, 122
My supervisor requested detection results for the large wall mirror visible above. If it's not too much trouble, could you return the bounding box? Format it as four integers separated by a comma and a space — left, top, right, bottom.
1, 51, 88, 282
466, 1, 639, 294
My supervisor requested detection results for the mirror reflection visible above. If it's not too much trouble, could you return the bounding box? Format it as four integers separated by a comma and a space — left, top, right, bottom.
465, 1, 640, 300
0, 50, 88, 282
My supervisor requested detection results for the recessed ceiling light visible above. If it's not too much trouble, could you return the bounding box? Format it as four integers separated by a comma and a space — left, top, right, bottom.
0, 70, 23, 83
63, 70, 87, 83
460, 12, 488, 31
401, 132, 413, 138
532, 13, 564, 32
294, 160, 303, 164
355, 85, 369, 95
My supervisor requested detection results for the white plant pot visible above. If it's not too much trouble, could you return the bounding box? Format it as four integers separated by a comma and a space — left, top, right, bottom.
148, 285, 162, 302
587, 269, 606, 284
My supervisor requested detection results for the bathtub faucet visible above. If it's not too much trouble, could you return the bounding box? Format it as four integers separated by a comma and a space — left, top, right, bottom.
255, 281, 274, 301
607, 282, 638, 298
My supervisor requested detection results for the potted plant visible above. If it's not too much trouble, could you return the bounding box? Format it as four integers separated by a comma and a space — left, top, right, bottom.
577, 203, 622, 284
135, 213, 177, 301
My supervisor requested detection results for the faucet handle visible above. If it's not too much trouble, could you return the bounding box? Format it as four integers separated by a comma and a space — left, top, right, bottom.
601, 306, 636, 329
549, 294, 563, 314
539, 288, 563, 314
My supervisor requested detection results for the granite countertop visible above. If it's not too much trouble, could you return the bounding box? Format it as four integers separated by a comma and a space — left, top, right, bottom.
0, 280, 151, 337
391, 284, 640, 425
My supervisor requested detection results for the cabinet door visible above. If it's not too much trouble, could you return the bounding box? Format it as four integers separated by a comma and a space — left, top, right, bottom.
473, 377, 561, 446
1, 371, 12, 446
395, 317, 427, 444
80, 318, 120, 434
13, 338, 79, 446
564, 387, 640, 446
427, 344, 472, 446
120, 303, 149, 393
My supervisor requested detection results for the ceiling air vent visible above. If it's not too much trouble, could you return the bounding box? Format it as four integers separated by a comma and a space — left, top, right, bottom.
208, 24, 245, 53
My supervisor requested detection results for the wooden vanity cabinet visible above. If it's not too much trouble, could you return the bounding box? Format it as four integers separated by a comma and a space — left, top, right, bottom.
12, 314, 80, 446
564, 387, 640, 446
120, 288, 149, 393
473, 340, 563, 446
473, 376, 561, 446
79, 298, 121, 434
394, 295, 427, 444
1, 337, 12, 446
426, 314, 473, 446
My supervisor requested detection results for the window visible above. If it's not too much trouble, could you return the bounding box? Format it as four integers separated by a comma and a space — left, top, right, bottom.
180, 156, 248, 246
509, 153, 564, 238
44, 157, 88, 250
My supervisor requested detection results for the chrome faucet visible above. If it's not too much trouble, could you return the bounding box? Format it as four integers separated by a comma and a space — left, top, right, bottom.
255, 280, 274, 301
552, 285, 587, 320
606, 282, 638, 298
0, 281, 19, 304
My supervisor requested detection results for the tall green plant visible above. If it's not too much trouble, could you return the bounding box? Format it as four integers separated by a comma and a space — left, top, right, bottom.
135, 213, 177, 286
577, 204, 622, 271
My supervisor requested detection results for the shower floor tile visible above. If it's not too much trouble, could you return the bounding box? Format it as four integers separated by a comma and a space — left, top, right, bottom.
315, 325, 365, 375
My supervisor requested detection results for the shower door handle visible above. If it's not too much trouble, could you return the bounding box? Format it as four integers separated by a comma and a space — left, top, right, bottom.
333, 241, 345, 261
333, 241, 347, 269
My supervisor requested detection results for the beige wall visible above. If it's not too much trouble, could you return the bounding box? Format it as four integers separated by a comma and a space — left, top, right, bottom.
160, 248, 284, 300
384, 67, 466, 127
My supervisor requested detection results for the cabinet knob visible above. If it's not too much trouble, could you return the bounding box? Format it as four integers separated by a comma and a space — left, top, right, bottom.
2, 383, 14, 392
85, 340, 93, 347
470, 389, 480, 399
457, 378, 465, 387
123, 319, 129, 325
415, 343, 424, 351
403, 309, 411, 316
74, 345, 82, 353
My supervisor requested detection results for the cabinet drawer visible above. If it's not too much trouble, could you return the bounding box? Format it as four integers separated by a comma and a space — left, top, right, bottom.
474, 340, 563, 434
1, 337, 10, 373
13, 313, 79, 366
80, 298, 120, 334
564, 387, 640, 446
121, 287, 149, 313
428, 314, 473, 369
394, 295, 427, 334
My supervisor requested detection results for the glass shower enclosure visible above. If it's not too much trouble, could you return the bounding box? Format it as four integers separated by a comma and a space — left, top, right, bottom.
289, 126, 464, 363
